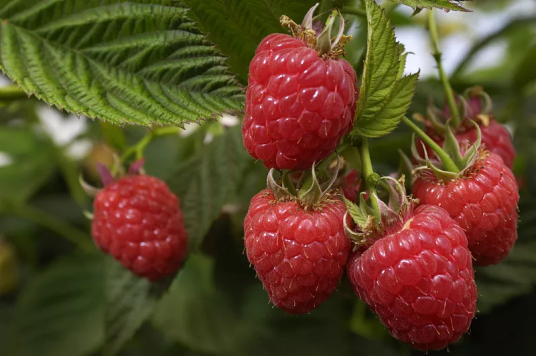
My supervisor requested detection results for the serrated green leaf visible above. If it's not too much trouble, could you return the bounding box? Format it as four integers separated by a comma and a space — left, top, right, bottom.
0, 1, 244, 127
0, 127, 55, 207
344, 196, 367, 227
166, 126, 252, 250
10, 254, 105, 356
103, 258, 170, 356
179, 0, 319, 82
388, 0, 470, 12
353, 0, 418, 139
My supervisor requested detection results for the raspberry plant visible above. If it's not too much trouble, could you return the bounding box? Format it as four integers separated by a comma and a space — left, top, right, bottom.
0, 0, 534, 355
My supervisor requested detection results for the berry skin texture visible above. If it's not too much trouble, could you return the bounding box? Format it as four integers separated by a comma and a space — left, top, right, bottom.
244, 189, 350, 314
420, 119, 515, 169
413, 152, 519, 266
347, 205, 477, 351
92, 175, 188, 281
243, 33, 358, 170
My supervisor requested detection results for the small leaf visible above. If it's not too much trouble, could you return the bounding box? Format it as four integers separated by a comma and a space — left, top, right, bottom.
388, 0, 470, 12
102, 258, 171, 356
0, 127, 55, 207
10, 254, 105, 356
352, 0, 418, 139
166, 126, 252, 250
0, 1, 244, 127
344, 196, 367, 227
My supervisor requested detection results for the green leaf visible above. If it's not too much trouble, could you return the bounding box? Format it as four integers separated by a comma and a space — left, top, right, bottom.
152, 254, 250, 356
10, 254, 106, 356
0, 127, 54, 207
352, 0, 418, 138
0, 1, 244, 127
512, 44, 536, 92
179, 0, 319, 82
166, 126, 252, 250
103, 258, 170, 356
387, 0, 469, 12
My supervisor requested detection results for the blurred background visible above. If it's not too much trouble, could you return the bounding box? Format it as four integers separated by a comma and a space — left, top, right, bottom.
0, 0, 535, 355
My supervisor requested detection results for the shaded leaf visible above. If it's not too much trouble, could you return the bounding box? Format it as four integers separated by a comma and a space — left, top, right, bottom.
10, 254, 105, 356
0, 127, 54, 207
166, 126, 252, 250
353, 0, 418, 138
0, 1, 244, 127
179, 0, 319, 82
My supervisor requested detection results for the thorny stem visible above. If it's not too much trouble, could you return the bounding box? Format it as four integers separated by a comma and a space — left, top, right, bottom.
11, 204, 94, 252
359, 138, 381, 223
427, 9, 461, 128
120, 126, 182, 162
401, 116, 460, 173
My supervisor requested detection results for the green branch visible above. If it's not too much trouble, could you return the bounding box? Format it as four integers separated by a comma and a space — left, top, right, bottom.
427, 9, 460, 127
0, 85, 28, 100
121, 126, 182, 162
11, 204, 94, 252
401, 116, 460, 173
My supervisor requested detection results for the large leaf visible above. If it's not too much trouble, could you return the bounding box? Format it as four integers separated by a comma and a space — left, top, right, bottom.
0, 127, 54, 207
103, 258, 170, 356
388, 0, 469, 12
10, 254, 106, 356
166, 126, 252, 250
179, 0, 319, 82
152, 254, 251, 356
352, 0, 418, 138
0, 0, 244, 126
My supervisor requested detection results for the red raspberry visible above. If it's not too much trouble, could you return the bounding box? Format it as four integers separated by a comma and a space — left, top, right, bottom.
347, 204, 477, 351
243, 33, 358, 170
412, 152, 519, 266
419, 119, 515, 168
244, 189, 350, 313
92, 175, 188, 281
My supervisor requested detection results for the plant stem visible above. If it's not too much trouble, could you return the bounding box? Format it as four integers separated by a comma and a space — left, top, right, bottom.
427, 9, 460, 128
121, 126, 182, 162
0, 85, 28, 100
11, 204, 94, 252
401, 116, 460, 173
359, 138, 381, 222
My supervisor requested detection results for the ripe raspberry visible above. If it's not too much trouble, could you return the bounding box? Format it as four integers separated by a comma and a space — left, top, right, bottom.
242, 33, 358, 170
244, 189, 350, 313
347, 204, 477, 351
419, 119, 515, 168
92, 175, 188, 281
412, 152, 519, 266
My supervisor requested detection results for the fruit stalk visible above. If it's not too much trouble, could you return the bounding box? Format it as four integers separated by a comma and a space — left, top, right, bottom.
401, 116, 460, 173
359, 138, 381, 222
427, 9, 461, 128
120, 126, 182, 163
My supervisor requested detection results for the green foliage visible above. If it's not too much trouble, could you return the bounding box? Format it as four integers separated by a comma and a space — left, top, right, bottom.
166, 126, 252, 250
0, 0, 244, 127
353, 0, 418, 138
103, 258, 170, 356
512, 44, 536, 92
0, 127, 55, 208
178, 0, 319, 82
10, 254, 106, 356
388, 0, 469, 12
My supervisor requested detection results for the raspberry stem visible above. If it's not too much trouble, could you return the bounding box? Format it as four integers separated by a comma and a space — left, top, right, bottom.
401, 116, 460, 173
360, 138, 381, 223
120, 126, 182, 163
427, 9, 461, 128
0, 85, 28, 100
10, 204, 94, 252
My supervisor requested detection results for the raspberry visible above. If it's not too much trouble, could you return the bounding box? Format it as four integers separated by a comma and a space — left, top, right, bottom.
242, 33, 358, 170
244, 189, 350, 313
347, 204, 477, 351
419, 119, 515, 168
412, 152, 519, 266
92, 175, 188, 281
